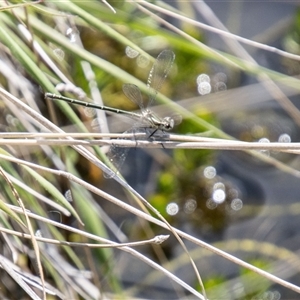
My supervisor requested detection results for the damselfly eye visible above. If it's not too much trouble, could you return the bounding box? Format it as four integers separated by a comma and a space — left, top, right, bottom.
163, 117, 175, 130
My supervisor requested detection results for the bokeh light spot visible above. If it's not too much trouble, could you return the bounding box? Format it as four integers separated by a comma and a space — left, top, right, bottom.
166, 202, 179, 216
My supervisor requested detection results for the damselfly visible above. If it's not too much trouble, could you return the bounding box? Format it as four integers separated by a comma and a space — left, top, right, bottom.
45, 50, 180, 177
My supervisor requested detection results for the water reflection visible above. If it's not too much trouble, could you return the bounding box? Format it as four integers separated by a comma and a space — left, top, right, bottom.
204, 166, 216, 179
197, 72, 227, 94
258, 137, 270, 157
66, 27, 78, 43
153, 161, 253, 237
136, 55, 150, 68
197, 73, 211, 95
212, 188, 226, 204
125, 46, 139, 58
184, 198, 197, 214
166, 202, 179, 216
231, 198, 243, 211
278, 133, 291, 143
197, 73, 210, 84
214, 81, 227, 92
198, 81, 211, 95
221, 107, 299, 166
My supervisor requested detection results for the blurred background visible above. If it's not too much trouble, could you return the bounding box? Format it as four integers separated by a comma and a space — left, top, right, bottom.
0, 1, 300, 299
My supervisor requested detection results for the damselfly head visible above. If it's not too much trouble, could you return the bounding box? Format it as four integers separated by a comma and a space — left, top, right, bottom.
161, 117, 173, 131
162, 114, 182, 131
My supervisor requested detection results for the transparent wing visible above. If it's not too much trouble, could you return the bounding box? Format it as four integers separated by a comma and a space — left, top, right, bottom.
104, 137, 131, 179
104, 127, 142, 179
104, 127, 149, 179
122, 83, 146, 111
171, 114, 182, 126
147, 50, 175, 107
105, 50, 176, 178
